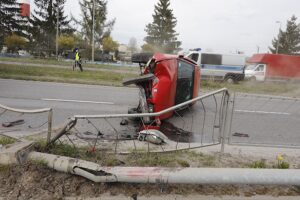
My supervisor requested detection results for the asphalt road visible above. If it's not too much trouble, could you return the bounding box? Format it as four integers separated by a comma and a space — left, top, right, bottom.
1, 79, 300, 147
230, 93, 300, 147
0, 79, 139, 137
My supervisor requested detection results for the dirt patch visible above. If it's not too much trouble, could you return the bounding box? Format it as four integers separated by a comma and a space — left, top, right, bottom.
1, 163, 300, 199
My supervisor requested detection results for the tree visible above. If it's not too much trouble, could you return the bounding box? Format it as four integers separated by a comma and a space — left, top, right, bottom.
102, 36, 118, 53
58, 35, 75, 51
74, 0, 115, 48
141, 43, 155, 53
0, 0, 25, 48
4, 33, 27, 53
144, 0, 181, 54
128, 37, 138, 53
269, 15, 300, 55
29, 0, 74, 55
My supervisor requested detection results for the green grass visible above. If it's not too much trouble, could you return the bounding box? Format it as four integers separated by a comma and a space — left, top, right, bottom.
48, 143, 81, 158
1, 57, 299, 96
33, 141, 293, 169
277, 161, 290, 169
0, 164, 10, 174
35, 141, 216, 168
0, 136, 16, 145
202, 80, 300, 96
30, 159, 49, 167
249, 159, 267, 168
126, 152, 178, 167
0, 56, 138, 71
177, 159, 190, 167
124, 151, 217, 167
0, 64, 135, 86
0, 56, 67, 65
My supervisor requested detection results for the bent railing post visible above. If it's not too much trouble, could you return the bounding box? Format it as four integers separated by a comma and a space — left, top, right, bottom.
47, 109, 53, 144
219, 91, 230, 154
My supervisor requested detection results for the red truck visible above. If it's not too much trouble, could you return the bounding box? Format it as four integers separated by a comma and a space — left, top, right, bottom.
245, 53, 300, 81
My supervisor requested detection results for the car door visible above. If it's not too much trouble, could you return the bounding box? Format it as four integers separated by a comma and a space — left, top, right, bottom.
254, 64, 266, 81
175, 60, 195, 105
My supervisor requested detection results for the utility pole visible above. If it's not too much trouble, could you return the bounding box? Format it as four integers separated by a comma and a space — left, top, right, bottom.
56, 4, 59, 60
92, 0, 95, 62
276, 21, 282, 54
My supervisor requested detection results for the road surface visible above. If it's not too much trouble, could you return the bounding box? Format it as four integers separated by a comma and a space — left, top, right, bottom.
0, 79, 300, 147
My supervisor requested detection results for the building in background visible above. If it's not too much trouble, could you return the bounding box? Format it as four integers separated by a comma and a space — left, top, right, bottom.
118, 44, 132, 61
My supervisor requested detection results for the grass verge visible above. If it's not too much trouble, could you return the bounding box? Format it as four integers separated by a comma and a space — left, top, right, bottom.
1, 63, 299, 95
0, 57, 138, 71
0, 64, 136, 86
202, 80, 300, 96
0, 164, 10, 174
0, 136, 16, 145
32, 140, 296, 169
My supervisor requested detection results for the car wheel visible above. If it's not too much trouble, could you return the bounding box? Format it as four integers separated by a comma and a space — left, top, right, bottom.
128, 107, 139, 121
250, 76, 256, 82
225, 76, 235, 84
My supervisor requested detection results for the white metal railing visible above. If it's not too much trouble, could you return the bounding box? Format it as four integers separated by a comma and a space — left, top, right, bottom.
48, 88, 230, 153
0, 103, 53, 142
228, 92, 300, 148
74, 88, 229, 120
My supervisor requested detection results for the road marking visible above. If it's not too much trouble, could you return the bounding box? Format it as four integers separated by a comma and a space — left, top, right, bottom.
235, 110, 290, 115
41, 98, 114, 105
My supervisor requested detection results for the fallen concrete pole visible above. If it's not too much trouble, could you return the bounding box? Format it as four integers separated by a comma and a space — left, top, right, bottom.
28, 152, 300, 185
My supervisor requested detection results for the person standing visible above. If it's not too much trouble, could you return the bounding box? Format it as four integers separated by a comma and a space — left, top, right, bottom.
74, 49, 83, 72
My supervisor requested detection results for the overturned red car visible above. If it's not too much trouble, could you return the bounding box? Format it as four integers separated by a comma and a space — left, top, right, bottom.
123, 53, 200, 125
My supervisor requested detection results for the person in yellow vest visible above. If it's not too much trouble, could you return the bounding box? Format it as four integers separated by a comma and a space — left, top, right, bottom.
73, 49, 83, 72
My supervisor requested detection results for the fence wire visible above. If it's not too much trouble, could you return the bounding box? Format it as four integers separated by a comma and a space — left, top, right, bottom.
0, 103, 52, 140
48, 88, 230, 154
228, 93, 300, 148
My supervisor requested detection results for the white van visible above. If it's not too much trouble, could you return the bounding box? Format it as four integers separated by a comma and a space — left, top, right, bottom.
186, 51, 246, 83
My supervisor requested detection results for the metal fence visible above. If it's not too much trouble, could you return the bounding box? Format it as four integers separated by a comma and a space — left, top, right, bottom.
0, 103, 52, 141
228, 93, 300, 148
47, 88, 230, 154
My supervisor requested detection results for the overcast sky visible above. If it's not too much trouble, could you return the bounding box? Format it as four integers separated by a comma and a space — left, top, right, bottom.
60, 0, 300, 56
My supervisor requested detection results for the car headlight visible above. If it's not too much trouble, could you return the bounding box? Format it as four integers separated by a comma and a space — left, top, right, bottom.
148, 104, 154, 113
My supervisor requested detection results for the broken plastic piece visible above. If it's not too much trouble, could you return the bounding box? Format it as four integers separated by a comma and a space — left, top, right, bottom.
138, 129, 169, 145
120, 119, 129, 126
2, 119, 25, 127
232, 132, 249, 137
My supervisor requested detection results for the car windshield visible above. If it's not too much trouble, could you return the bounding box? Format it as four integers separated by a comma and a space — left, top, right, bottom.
245, 64, 257, 70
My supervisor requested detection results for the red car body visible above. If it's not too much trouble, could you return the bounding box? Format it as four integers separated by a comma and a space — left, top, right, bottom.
138, 53, 200, 120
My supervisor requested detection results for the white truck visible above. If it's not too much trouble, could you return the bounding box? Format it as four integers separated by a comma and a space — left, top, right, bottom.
186, 51, 246, 83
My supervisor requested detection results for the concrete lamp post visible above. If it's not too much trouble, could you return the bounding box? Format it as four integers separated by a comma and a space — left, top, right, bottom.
275, 21, 282, 54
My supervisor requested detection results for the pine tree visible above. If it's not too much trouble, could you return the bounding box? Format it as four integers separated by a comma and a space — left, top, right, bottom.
74, 0, 115, 47
29, 0, 74, 54
0, 0, 24, 48
144, 0, 181, 54
269, 15, 300, 55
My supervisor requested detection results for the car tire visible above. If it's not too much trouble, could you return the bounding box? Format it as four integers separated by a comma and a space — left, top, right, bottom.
128, 107, 140, 121
225, 76, 235, 84
250, 76, 256, 82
